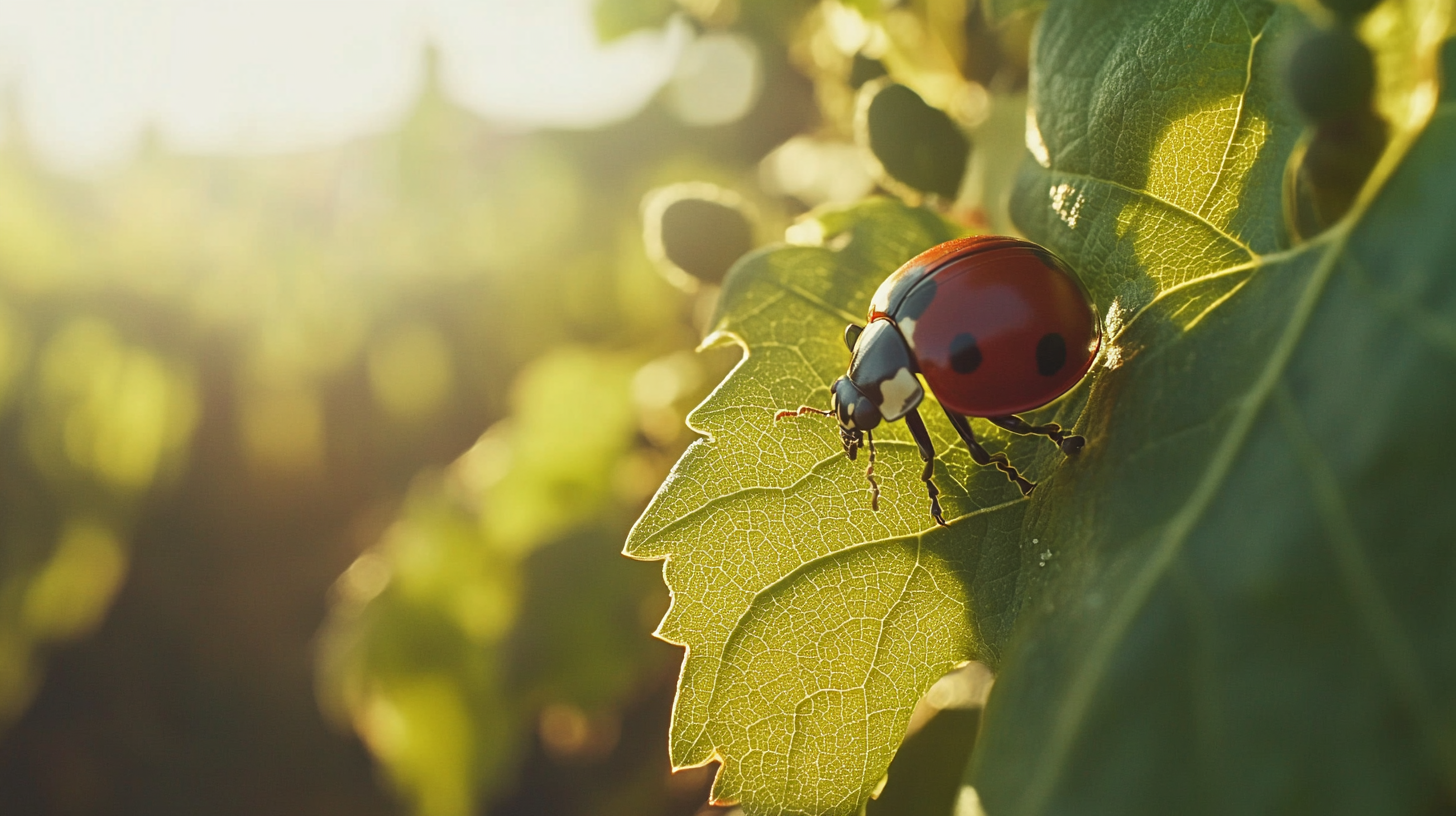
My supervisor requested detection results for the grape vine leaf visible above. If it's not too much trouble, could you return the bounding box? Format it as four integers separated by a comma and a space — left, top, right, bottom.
969, 0, 1456, 813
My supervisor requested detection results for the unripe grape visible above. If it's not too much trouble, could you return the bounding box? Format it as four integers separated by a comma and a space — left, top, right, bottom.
857, 81, 970, 200
1286, 27, 1376, 123
642, 184, 756, 290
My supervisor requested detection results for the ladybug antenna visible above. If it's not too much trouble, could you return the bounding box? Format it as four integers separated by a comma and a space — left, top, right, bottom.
864, 431, 881, 511
775, 405, 833, 421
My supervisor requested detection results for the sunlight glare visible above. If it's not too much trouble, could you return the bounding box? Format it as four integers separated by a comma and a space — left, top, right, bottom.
0, 0, 686, 171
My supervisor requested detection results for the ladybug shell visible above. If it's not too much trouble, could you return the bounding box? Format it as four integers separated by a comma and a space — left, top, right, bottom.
869, 236, 1100, 417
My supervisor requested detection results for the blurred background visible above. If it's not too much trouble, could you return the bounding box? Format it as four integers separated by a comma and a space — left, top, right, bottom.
0, 1, 1031, 814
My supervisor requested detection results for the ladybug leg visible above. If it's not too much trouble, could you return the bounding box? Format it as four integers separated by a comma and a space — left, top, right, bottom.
864, 431, 881, 511
942, 409, 1036, 496
903, 408, 947, 527
988, 414, 1086, 456
775, 405, 833, 421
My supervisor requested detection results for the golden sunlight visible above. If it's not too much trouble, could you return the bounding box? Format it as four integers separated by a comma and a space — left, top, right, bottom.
0, 0, 685, 170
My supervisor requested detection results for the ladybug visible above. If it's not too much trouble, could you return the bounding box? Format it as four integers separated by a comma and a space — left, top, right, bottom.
778, 235, 1101, 525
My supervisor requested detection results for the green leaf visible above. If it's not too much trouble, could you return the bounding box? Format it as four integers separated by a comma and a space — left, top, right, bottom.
628, 0, 1456, 812
968, 0, 1456, 812
627, 197, 1070, 815
1011, 0, 1301, 317
982, 0, 1045, 25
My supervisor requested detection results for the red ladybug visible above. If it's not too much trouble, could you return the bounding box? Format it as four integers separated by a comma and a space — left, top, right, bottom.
778, 235, 1100, 525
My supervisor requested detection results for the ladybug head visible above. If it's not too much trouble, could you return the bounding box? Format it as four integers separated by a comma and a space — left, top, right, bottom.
830, 375, 882, 429
775, 319, 921, 468
829, 375, 881, 459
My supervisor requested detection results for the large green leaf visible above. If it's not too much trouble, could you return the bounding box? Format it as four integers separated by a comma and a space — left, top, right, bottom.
969, 0, 1456, 812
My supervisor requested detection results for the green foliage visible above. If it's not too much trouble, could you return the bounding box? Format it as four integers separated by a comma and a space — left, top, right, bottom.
0, 305, 198, 725
0, 81, 638, 737
636, 0, 1456, 813
318, 486, 520, 816
319, 348, 665, 815
971, 0, 1456, 812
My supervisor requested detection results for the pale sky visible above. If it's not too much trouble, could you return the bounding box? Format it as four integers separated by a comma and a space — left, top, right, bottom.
0, 0, 686, 172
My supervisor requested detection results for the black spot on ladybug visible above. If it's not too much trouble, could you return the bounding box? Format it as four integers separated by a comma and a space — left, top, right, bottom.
899, 280, 937, 320
950, 333, 982, 374
1036, 333, 1067, 376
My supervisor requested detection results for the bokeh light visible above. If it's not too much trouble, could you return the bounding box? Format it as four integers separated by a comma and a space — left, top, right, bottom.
0, 0, 685, 170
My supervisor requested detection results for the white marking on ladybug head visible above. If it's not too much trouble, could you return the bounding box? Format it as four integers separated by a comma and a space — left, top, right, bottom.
897, 317, 918, 349
878, 367, 923, 421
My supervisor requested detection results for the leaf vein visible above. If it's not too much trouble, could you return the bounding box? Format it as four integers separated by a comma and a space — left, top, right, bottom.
1021, 219, 1348, 816
760, 272, 864, 328
1047, 169, 1256, 256
1195, 25, 1265, 219
632, 444, 925, 551
1017, 93, 1444, 816
1274, 385, 1456, 780
705, 501, 1023, 776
